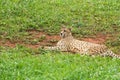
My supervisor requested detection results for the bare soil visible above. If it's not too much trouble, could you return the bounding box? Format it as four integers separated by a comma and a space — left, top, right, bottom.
0, 30, 111, 49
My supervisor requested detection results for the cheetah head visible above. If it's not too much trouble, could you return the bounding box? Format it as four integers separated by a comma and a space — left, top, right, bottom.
60, 27, 72, 38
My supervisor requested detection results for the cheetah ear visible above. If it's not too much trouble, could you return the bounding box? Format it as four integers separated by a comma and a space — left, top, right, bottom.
61, 25, 66, 29
68, 27, 72, 31
68, 28, 71, 31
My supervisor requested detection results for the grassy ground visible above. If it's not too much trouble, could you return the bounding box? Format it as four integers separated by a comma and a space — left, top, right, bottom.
0, 46, 120, 80
0, 0, 120, 80
0, 0, 120, 38
0, 0, 120, 51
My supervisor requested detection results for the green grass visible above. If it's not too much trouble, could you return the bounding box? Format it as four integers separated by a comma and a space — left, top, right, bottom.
0, 0, 120, 80
0, 0, 120, 37
0, 47, 120, 80
0, 0, 120, 49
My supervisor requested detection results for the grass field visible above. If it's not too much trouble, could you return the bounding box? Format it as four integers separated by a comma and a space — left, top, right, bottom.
0, 47, 120, 80
0, 0, 120, 80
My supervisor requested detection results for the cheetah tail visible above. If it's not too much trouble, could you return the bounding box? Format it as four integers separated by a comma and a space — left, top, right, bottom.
102, 50, 120, 59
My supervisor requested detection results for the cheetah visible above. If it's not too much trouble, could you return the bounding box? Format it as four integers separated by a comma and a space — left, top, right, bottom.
43, 27, 120, 59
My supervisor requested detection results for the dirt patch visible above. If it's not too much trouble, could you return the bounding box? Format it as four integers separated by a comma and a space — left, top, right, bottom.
81, 34, 111, 44
0, 31, 111, 49
0, 30, 60, 49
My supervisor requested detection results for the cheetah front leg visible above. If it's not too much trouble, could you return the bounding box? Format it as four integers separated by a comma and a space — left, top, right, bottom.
43, 46, 59, 51
43, 45, 68, 52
